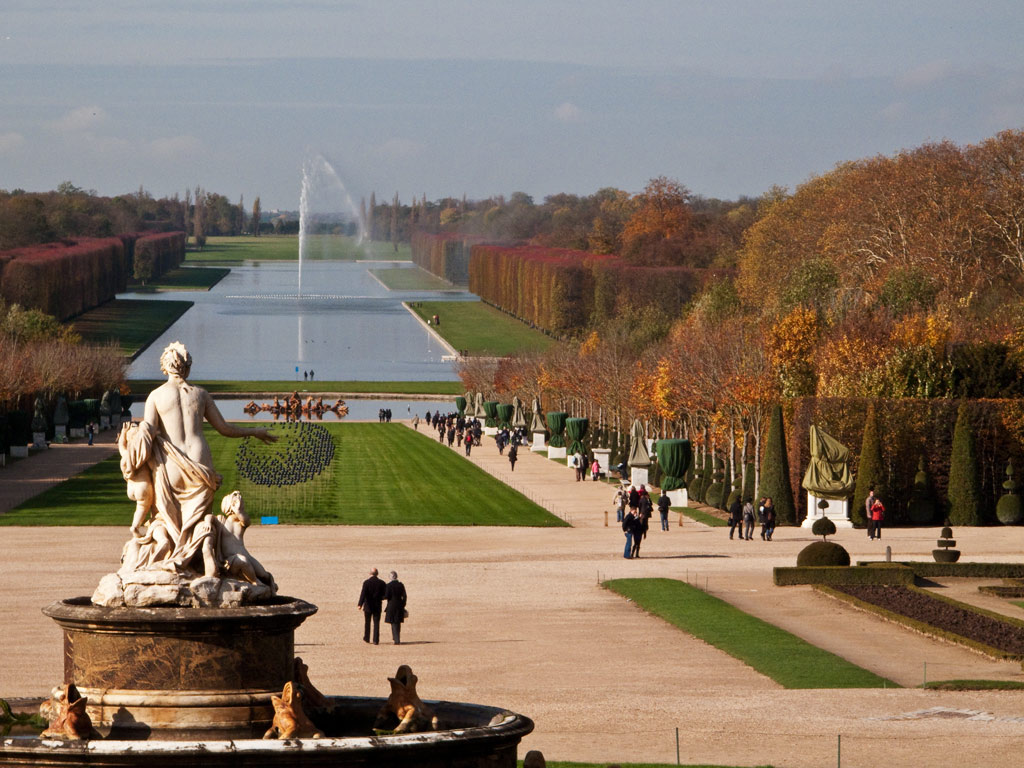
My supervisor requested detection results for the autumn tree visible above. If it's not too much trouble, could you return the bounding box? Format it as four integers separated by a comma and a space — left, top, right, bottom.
620, 176, 692, 264
251, 196, 261, 237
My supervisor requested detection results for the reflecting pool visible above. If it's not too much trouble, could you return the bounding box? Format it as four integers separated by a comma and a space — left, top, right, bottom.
128, 262, 472, 381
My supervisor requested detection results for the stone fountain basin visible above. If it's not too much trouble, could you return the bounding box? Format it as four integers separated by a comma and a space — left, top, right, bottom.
0, 698, 534, 766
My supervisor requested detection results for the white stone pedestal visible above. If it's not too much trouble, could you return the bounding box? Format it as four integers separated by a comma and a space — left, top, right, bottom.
668, 488, 688, 507
531, 431, 547, 452
32, 432, 47, 449
548, 445, 567, 460
10, 445, 29, 458
55, 425, 67, 439
593, 448, 611, 475
70, 428, 85, 438
801, 492, 853, 529
631, 466, 650, 488
483, 426, 498, 436
100, 416, 111, 430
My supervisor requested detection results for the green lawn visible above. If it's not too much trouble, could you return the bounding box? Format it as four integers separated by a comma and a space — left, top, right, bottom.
371, 266, 458, 291
0, 423, 566, 527
131, 266, 230, 291
126, 380, 463, 396
679, 506, 729, 527
72, 299, 193, 357
606, 578, 896, 689
185, 235, 411, 263
410, 300, 555, 357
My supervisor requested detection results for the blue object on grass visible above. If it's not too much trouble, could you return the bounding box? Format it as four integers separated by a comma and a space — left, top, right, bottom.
261, 516, 279, 525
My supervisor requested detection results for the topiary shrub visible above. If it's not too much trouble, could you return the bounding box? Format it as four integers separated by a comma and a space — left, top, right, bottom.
853, 403, 884, 528
742, 461, 755, 502
996, 460, 1023, 525
758, 404, 795, 525
907, 455, 937, 525
797, 540, 850, 567
811, 516, 837, 541
706, 458, 725, 509
947, 403, 982, 526
933, 525, 961, 563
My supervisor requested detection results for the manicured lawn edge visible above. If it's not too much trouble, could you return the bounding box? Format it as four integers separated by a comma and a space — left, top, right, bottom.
680, 506, 729, 527
130, 266, 230, 292
921, 679, 1024, 690
407, 300, 554, 357
370, 266, 457, 291
72, 299, 193, 359
815, 585, 1024, 661
127, 380, 463, 396
606, 578, 896, 689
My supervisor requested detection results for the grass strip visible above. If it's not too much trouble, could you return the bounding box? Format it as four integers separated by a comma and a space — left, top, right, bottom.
1, 423, 567, 527
371, 267, 458, 291
72, 298, 193, 358
680, 506, 729, 527
606, 578, 897, 689
185, 235, 411, 263
921, 680, 1024, 691
409, 300, 555, 357
127, 380, 463, 396
131, 266, 230, 291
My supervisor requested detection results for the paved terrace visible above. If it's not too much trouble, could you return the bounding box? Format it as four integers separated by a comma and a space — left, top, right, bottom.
2, 422, 1024, 767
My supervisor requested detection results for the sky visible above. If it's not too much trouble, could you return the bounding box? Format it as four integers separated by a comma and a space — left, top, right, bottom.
2, 0, 1024, 210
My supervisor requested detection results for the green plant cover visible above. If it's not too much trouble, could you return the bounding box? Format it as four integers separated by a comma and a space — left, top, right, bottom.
853, 403, 885, 527
546, 411, 568, 448
801, 425, 854, 500
496, 403, 513, 429
483, 400, 499, 428
758, 404, 796, 524
947, 403, 983, 525
566, 417, 589, 455
454, 396, 466, 415
655, 439, 691, 491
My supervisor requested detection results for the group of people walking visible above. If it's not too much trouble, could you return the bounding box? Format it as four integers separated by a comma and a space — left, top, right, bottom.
617, 483, 672, 558
728, 497, 777, 541
357, 568, 408, 645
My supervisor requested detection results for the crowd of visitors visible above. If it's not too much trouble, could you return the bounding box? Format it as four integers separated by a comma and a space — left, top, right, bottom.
729, 496, 776, 541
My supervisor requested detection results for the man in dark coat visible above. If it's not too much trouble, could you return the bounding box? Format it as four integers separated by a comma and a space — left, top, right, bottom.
384, 571, 408, 645
728, 497, 743, 541
357, 567, 387, 644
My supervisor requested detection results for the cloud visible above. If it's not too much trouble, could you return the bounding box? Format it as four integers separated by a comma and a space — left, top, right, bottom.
896, 60, 952, 89
373, 138, 424, 160
148, 135, 203, 159
47, 105, 109, 133
553, 101, 582, 123
0, 132, 25, 153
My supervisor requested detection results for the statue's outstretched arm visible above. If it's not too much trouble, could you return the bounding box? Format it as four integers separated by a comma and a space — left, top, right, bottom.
204, 393, 277, 444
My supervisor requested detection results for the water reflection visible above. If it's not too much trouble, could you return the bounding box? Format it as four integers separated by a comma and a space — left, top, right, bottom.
127, 262, 473, 381
214, 398, 453, 422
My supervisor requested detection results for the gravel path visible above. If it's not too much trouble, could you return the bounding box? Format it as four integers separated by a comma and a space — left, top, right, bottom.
3, 424, 1024, 766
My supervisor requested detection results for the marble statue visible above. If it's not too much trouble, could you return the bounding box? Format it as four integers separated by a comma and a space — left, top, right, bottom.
373, 665, 439, 734
40, 684, 97, 741
92, 341, 278, 608
263, 682, 323, 740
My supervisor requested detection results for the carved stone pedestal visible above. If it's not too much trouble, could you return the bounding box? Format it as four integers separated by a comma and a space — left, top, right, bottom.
44, 596, 317, 740
547, 446, 566, 460
531, 432, 546, 451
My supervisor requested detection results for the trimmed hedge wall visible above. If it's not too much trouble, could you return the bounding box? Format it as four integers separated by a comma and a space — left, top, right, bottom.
774, 564, 915, 587
133, 231, 185, 283
854, 561, 1024, 579
0, 237, 127, 320
411, 231, 482, 286
468, 244, 718, 337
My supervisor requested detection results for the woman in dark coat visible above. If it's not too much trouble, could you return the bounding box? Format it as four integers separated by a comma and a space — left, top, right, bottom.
384, 571, 407, 645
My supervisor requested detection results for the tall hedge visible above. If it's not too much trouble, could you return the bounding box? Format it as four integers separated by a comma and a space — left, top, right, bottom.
759, 404, 796, 524
0, 238, 127, 320
133, 232, 185, 283
947, 402, 983, 526
411, 231, 481, 285
852, 403, 884, 528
